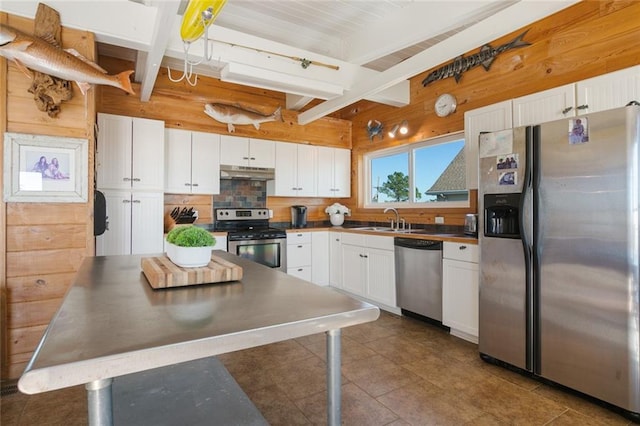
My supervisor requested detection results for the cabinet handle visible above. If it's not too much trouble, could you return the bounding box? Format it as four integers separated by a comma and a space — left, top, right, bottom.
185, 183, 191, 186
250, 157, 256, 160
459, 245, 467, 250
297, 245, 303, 248
297, 233, 303, 236
363, 254, 368, 258
122, 177, 131, 181
192, 183, 199, 187
132, 178, 141, 182
243, 157, 249, 160
335, 238, 340, 241
562, 106, 573, 115
298, 268, 303, 272
576, 104, 589, 110
132, 199, 141, 203
122, 199, 131, 203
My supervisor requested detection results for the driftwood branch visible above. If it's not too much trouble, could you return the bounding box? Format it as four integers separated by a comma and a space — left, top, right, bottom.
28, 3, 73, 118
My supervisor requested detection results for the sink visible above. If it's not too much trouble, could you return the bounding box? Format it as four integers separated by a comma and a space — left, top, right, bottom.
405, 230, 470, 238
349, 226, 412, 233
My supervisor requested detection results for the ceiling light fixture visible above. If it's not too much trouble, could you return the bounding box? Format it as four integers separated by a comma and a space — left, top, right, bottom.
387, 124, 400, 138
388, 120, 409, 138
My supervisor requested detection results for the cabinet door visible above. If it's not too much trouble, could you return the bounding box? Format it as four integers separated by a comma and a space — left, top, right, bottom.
132, 117, 164, 191
512, 84, 575, 126
191, 131, 220, 194
131, 192, 164, 255
311, 231, 329, 286
442, 258, 479, 340
97, 114, 132, 189
273, 142, 298, 196
366, 248, 396, 307
295, 144, 317, 197
164, 128, 193, 194
464, 100, 512, 190
576, 65, 640, 114
333, 148, 351, 197
249, 138, 276, 168
96, 190, 132, 256
329, 232, 342, 288
316, 146, 334, 197
341, 244, 366, 297
220, 135, 250, 166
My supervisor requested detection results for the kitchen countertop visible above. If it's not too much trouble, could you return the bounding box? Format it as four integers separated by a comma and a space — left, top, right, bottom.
19, 252, 379, 424
286, 226, 478, 244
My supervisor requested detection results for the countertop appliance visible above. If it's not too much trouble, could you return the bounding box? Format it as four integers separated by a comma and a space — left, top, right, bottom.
463, 214, 477, 236
478, 105, 640, 418
394, 237, 443, 322
214, 208, 287, 271
291, 205, 307, 228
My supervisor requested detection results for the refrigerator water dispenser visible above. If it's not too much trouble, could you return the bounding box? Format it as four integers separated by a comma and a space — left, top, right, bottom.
484, 193, 521, 238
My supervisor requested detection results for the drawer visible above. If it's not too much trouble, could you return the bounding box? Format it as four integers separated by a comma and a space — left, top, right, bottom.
287, 231, 312, 244
365, 234, 394, 251
287, 243, 312, 267
341, 232, 366, 247
443, 242, 478, 263
288, 266, 312, 281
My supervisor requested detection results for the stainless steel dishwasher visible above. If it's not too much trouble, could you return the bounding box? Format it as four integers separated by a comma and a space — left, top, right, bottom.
394, 237, 443, 322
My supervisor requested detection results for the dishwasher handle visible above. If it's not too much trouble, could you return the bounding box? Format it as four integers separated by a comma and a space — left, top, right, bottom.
394, 237, 442, 250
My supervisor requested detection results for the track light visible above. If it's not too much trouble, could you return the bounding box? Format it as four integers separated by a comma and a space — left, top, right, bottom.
399, 120, 409, 135
387, 120, 409, 138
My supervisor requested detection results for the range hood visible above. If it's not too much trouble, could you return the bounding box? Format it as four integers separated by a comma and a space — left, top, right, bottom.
220, 164, 275, 180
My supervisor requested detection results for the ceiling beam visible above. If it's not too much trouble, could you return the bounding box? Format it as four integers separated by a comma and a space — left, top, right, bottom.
137, 1, 181, 101
297, 0, 580, 125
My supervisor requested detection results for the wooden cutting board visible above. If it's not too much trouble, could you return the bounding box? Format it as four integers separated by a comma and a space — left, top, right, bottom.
141, 254, 243, 289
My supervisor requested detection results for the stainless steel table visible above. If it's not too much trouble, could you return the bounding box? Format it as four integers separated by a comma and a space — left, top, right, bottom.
18, 252, 380, 425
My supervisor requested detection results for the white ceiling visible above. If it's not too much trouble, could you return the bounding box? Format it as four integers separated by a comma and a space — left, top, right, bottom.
1, 0, 579, 124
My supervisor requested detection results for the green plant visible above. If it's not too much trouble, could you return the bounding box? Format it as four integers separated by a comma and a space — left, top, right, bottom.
166, 225, 215, 247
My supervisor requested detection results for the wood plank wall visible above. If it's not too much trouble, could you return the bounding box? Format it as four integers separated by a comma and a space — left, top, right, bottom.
1, 14, 96, 379
343, 0, 640, 226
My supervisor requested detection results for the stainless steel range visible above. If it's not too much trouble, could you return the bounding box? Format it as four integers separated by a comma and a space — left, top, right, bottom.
214, 208, 287, 271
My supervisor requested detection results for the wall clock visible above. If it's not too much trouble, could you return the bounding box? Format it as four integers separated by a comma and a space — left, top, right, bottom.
435, 93, 457, 117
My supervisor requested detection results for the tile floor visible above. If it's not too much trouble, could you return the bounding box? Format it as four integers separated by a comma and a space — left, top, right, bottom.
1, 311, 634, 425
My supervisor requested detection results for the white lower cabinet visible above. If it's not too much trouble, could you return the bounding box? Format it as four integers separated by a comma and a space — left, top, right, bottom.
442, 242, 479, 343
311, 232, 329, 286
329, 232, 342, 288
96, 190, 164, 256
340, 233, 396, 308
287, 232, 312, 281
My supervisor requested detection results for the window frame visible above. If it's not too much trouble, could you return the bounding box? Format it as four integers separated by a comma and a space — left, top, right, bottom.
363, 131, 468, 209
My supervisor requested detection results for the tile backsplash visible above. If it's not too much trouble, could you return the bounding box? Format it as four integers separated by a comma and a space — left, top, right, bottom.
212, 180, 267, 208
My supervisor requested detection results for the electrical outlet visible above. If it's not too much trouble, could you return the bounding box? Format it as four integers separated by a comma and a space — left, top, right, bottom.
269, 209, 274, 219
435, 216, 444, 224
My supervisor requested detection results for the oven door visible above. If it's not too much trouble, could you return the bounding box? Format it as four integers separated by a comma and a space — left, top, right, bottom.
228, 238, 287, 272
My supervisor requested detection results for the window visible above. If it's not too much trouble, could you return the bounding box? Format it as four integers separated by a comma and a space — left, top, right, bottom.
365, 132, 468, 207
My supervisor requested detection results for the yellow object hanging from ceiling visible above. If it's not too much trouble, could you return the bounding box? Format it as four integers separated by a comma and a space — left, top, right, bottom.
169, 0, 227, 86
180, 0, 227, 43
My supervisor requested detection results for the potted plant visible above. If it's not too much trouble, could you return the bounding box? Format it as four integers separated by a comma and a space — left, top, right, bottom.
324, 203, 351, 226
165, 225, 216, 268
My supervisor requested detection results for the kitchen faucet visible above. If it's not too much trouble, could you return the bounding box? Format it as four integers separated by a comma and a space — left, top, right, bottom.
384, 207, 400, 230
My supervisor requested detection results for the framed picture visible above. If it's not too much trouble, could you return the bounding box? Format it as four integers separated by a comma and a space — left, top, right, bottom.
3, 132, 88, 203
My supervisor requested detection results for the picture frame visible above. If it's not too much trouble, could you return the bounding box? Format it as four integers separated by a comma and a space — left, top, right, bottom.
3, 132, 88, 203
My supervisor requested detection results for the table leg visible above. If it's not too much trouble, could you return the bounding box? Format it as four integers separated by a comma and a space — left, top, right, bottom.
86, 378, 113, 426
326, 328, 341, 426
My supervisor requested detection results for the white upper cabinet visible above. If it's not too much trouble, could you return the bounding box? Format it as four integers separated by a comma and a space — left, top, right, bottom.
317, 146, 351, 198
219, 135, 275, 168
270, 142, 317, 197
97, 113, 164, 191
464, 100, 513, 190
165, 128, 220, 195
512, 84, 575, 127
575, 65, 640, 115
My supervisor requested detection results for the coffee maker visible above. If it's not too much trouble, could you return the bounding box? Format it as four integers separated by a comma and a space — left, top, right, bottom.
291, 205, 308, 228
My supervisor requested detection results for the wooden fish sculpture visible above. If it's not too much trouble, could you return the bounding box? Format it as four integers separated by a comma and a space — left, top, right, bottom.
367, 119, 384, 142
204, 103, 283, 133
0, 23, 134, 96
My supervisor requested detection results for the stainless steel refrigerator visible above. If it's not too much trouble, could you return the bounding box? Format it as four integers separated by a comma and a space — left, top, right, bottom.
478, 105, 640, 417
